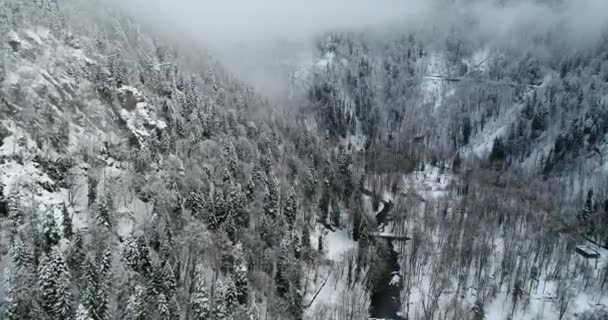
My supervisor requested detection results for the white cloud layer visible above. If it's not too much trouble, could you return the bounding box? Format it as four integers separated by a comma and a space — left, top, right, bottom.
106, 0, 608, 97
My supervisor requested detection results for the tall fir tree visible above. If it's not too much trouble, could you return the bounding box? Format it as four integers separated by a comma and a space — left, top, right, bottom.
42, 210, 61, 253
212, 280, 228, 319
61, 203, 73, 240
233, 243, 249, 305
275, 239, 290, 297
125, 286, 146, 320
318, 185, 330, 226
471, 298, 485, 320
263, 173, 279, 219
191, 265, 211, 320
96, 192, 113, 229
352, 198, 362, 241
284, 187, 297, 230
75, 304, 93, 320
301, 224, 311, 252
37, 249, 72, 319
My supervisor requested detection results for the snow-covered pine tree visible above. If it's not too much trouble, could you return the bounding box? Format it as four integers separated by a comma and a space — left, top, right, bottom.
66, 231, 85, 278
87, 174, 98, 208
301, 224, 310, 252
275, 239, 290, 297
3, 270, 21, 320
191, 265, 211, 320
352, 197, 362, 241
226, 182, 248, 228
337, 145, 354, 201
330, 199, 340, 228
233, 243, 249, 305
224, 277, 239, 312
284, 187, 297, 230
157, 293, 171, 320
96, 192, 113, 229
318, 185, 330, 226
223, 138, 239, 178
42, 210, 61, 253
75, 304, 93, 320
210, 189, 227, 230
61, 203, 73, 240
471, 298, 485, 320
82, 252, 110, 320
303, 166, 317, 200
248, 305, 261, 320
263, 173, 279, 219
53, 250, 73, 320
37, 249, 72, 319
125, 286, 146, 320
11, 237, 33, 269
212, 280, 228, 319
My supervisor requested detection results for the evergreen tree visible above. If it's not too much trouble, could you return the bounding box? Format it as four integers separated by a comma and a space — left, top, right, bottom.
511, 280, 524, 316
331, 203, 341, 228
42, 210, 61, 253
578, 189, 596, 235
352, 199, 362, 241
233, 243, 249, 305
226, 182, 248, 229
212, 280, 228, 319
284, 187, 297, 230
263, 174, 279, 219
452, 151, 462, 173
38, 249, 72, 319
67, 232, 86, 277
82, 252, 111, 320
224, 139, 239, 177
224, 278, 239, 312
287, 285, 304, 320
303, 166, 317, 200
125, 286, 146, 320
318, 234, 324, 253
62, 203, 73, 239
157, 293, 171, 320
245, 176, 255, 202
471, 299, 485, 320
87, 174, 98, 208
275, 239, 291, 297
248, 306, 261, 320
96, 192, 113, 229
318, 185, 330, 226
158, 260, 177, 299
3, 272, 20, 320
191, 265, 211, 320
11, 238, 34, 269
122, 236, 152, 274
211, 189, 227, 230
75, 304, 93, 320
489, 137, 506, 163
359, 218, 370, 247
301, 224, 311, 252
337, 145, 354, 200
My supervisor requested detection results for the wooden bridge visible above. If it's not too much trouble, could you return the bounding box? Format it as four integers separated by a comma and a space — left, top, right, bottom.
371, 232, 411, 241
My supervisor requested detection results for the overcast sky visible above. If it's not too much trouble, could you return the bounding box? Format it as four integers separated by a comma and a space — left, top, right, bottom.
106, 0, 608, 97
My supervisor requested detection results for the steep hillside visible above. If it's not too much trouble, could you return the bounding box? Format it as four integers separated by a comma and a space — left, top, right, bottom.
0, 2, 372, 319
2, 1, 608, 320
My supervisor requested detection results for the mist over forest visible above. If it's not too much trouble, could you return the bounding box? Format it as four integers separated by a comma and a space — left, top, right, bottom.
2, 0, 608, 320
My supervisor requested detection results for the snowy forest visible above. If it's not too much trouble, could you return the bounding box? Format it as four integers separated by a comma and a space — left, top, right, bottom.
2, 0, 608, 319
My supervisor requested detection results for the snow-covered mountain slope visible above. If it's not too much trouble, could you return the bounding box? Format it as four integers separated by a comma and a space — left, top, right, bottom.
3, 1, 608, 320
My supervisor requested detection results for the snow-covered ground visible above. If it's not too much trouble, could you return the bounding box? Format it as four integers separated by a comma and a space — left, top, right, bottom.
305, 225, 368, 319
340, 164, 608, 320
421, 53, 451, 111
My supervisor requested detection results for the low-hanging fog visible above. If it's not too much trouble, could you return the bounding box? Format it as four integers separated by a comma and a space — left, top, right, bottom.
106, 0, 608, 98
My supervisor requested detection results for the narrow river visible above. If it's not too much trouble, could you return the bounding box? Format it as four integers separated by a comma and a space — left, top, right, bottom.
364, 189, 406, 320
